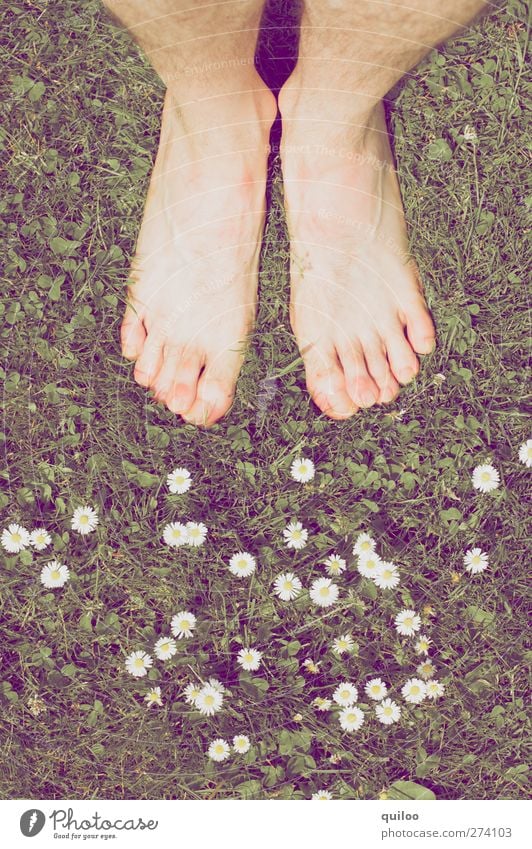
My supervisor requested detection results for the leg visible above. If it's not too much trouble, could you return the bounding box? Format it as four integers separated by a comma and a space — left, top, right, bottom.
103, 0, 277, 426
278, 0, 486, 419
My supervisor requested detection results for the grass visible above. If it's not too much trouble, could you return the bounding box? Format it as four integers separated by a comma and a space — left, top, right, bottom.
0, 0, 530, 800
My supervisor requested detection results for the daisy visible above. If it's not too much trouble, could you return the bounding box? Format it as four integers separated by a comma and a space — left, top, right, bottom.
207, 678, 226, 693
309, 577, 339, 607
186, 521, 208, 547
290, 457, 316, 483
373, 561, 400, 589
303, 658, 320, 674
283, 521, 308, 550
166, 467, 192, 494
196, 685, 224, 716
237, 647, 262, 672
414, 634, 432, 656
171, 611, 197, 639
425, 679, 445, 699
273, 572, 302, 601
332, 634, 354, 656
417, 660, 436, 680
518, 439, 532, 468
162, 522, 188, 547
40, 560, 70, 589
144, 687, 163, 708
71, 505, 98, 535
364, 678, 388, 701
472, 463, 500, 493
339, 705, 365, 732
125, 651, 153, 678
30, 528, 51, 550
333, 682, 358, 706
463, 124, 478, 142
154, 636, 177, 661
394, 609, 421, 637
312, 697, 332, 711
233, 734, 251, 754
183, 682, 202, 705
356, 551, 382, 579
323, 554, 347, 576
311, 790, 333, 800
375, 698, 401, 725
353, 532, 376, 558
1, 523, 30, 553
401, 678, 427, 704
208, 738, 230, 762
228, 551, 256, 578
463, 547, 489, 574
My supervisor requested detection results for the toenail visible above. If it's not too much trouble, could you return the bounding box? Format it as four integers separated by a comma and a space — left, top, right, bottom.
424, 337, 436, 352
398, 368, 415, 383
360, 389, 377, 407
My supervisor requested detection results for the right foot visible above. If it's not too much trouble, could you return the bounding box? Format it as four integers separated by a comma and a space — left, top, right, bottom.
121, 86, 276, 426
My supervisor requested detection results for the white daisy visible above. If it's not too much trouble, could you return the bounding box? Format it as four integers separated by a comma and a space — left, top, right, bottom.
185, 521, 208, 547
373, 560, 400, 589
323, 554, 347, 576
183, 682, 202, 705
463, 547, 489, 574
290, 457, 316, 483
273, 571, 302, 601
353, 532, 376, 558
71, 505, 98, 535
166, 467, 192, 494
237, 647, 262, 671
394, 609, 421, 637
162, 522, 188, 547
40, 560, 70, 589
207, 678, 226, 693
425, 679, 445, 700
339, 705, 365, 732
125, 650, 153, 678
312, 697, 332, 711
309, 577, 339, 607
228, 551, 256, 578
472, 463, 500, 493
207, 738, 230, 762
303, 658, 320, 674
311, 790, 333, 800
333, 682, 358, 706
283, 521, 308, 550
233, 734, 251, 754
414, 634, 432, 656
375, 698, 401, 725
171, 611, 197, 639
1, 523, 30, 553
144, 687, 163, 708
154, 636, 177, 661
463, 124, 478, 142
196, 685, 223, 716
417, 660, 436, 680
356, 551, 382, 579
401, 678, 427, 704
518, 439, 532, 468
364, 678, 388, 701
30, 528, 51, 550
332, 634, 354, 656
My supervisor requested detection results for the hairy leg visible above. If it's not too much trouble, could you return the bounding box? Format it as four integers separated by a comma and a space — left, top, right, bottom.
279, 0, 486, 419
103, 0, 277, 425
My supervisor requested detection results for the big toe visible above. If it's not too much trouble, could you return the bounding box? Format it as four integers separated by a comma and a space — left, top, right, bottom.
303, 344, 359, 419
181, 371, 236, 427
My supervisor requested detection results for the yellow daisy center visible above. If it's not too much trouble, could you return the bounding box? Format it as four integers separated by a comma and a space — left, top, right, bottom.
12, 532, 21, 543
361, 541, 371, 551
175, 476, 185, 485
341, 690, 350, 699
382, 570, 392, 579
215, 744, 224, 754
320, 587, 330, 596
481, 471, 491, 481
384, 707, 393, 716
410, 685, 420, 695
403, 617, 413, 628
134, 658, 145, 668
472, 555, 481, 565
371, 685, 381, 694
50, 570, 60, 580
179, 620, 190, 630
283, 581, 293, 591
237, 559, 248, 569
79, 515, 89, 524
244, 653, 253, 663
172, 529, 182, 538
292, 530, 302, 539
347, 713, 356, 723
204, 695, 215, 706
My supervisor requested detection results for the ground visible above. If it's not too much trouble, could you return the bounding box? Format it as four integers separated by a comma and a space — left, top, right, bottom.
0, 0, 529, 800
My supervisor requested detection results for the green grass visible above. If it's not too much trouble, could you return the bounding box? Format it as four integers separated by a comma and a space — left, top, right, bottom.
0, 0, 530, 800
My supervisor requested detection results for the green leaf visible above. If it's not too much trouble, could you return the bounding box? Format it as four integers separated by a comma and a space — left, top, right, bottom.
28, 81, 46, 101
388, 780, 437, 800
235, 779, 262, 799
49, 236, 81, 256
427, 138, 453, 161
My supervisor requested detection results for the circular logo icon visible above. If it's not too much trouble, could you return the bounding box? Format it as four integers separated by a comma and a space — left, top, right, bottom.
20, 810, 46, 837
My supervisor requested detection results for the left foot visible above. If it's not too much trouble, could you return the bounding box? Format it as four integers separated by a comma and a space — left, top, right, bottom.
279, 94, 436, 419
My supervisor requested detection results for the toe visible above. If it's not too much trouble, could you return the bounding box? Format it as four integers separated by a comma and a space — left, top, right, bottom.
181, 371, 235, 427
303, 344, 359, 419
166, 355, 203, 414
361, 341, 400, 404
385, 327, 420, 386
338, 344, 380, 408
121, 306, 146, 360
133, 334, 164, 389
405, 300, 436, 355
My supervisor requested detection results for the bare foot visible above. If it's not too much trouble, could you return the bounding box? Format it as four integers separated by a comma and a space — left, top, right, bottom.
121, 87, 276, 426
279, 96, 436, 420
